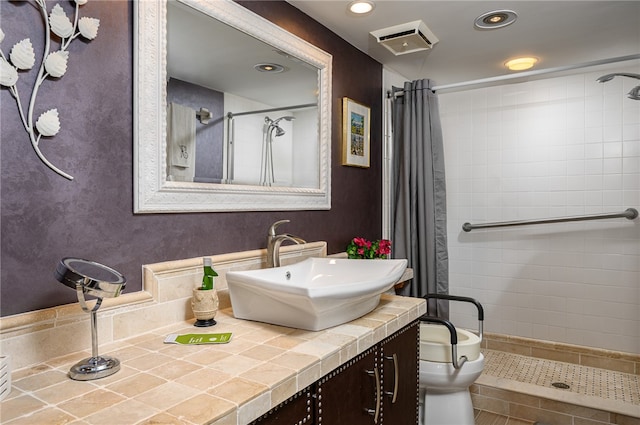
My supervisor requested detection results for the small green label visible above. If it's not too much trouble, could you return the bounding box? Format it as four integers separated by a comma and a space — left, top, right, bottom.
164, 333, 232, 345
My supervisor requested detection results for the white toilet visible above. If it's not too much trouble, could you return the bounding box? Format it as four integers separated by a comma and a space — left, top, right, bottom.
418, 323, 484, 425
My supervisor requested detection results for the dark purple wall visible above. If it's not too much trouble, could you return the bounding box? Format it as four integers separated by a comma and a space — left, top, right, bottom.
0, 1, 383, 316
167, 78, 224, 183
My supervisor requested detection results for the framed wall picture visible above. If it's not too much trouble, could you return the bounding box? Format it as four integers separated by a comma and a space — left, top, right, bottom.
342, 97, 370, 168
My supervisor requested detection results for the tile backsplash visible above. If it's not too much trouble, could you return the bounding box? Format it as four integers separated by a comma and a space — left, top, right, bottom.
0, 242, 327, 371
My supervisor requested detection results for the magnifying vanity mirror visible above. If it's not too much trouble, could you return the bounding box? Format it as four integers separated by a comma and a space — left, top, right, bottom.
134, 0, 332, 213
55, 258, 126, 380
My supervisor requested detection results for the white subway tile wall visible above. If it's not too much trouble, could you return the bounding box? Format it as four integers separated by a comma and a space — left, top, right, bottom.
440, 63, 640, 354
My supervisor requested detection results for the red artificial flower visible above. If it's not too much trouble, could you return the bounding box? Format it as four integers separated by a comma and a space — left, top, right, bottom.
346, 237, 392, 259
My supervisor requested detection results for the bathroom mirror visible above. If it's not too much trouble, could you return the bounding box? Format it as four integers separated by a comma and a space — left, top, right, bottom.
134, 0, 332, 213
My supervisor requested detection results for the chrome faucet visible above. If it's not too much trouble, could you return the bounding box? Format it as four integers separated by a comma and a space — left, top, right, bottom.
267, 220, 306, 268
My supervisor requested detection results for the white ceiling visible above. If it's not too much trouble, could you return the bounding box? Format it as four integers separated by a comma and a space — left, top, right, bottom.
287, 1, 640, 86
167, 1, 319, 107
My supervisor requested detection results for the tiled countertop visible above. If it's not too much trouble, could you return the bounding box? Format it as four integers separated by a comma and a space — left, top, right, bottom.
2, 294, 425, 425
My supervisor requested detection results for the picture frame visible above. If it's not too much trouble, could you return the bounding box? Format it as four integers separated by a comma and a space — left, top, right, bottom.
342, 97, 370, 168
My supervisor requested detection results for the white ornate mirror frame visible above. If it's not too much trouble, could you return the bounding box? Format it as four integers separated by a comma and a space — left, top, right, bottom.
134, 0, 332, 213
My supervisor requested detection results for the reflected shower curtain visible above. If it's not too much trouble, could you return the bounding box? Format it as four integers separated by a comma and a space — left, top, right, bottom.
390, 79, 449, 318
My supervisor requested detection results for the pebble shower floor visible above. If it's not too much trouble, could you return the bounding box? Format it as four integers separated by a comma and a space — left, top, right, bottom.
483, 350, 640, 405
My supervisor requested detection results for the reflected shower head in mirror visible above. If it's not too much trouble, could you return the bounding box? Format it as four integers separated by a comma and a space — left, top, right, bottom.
274, 126, 286, 137
273, 115, 295, 124
265, 116, 296, 137
273, 116, 295, 136
627, 85, 640, 100
55, 258, 126, 380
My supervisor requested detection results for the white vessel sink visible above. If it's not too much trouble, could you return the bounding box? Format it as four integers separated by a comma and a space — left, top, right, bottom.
226, 257, 408, 331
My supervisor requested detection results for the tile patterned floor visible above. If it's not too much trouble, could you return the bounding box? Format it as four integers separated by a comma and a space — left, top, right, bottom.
483, 349, 640, 405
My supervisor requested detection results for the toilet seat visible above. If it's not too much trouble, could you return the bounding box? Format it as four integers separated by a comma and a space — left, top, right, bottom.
420, 323, 481, 363
419, 353, 485, 389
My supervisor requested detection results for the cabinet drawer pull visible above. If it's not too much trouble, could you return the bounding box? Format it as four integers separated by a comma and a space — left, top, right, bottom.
385, 353, 399, 403
365, 367, 381, 423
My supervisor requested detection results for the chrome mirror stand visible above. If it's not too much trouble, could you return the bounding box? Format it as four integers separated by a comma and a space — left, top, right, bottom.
55, 258, 126, 381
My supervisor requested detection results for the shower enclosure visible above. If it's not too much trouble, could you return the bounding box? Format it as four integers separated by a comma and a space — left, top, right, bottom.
223, 102, 318, 188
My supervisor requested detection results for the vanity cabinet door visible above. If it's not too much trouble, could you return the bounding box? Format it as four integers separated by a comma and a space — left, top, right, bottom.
379, 320, 419, 424
250, 387, 314, 425
316, 346, 378, 424
251, 321, 420, 425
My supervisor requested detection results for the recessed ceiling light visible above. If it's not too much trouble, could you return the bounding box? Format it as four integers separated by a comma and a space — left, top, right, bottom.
348, 1, 375, 15
505, 57, 538, 71
474, 10, 517, 29
254, 63, 285, 73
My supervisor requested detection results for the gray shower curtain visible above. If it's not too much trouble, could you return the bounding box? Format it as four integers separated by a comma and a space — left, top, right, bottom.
390, 79, 449, 318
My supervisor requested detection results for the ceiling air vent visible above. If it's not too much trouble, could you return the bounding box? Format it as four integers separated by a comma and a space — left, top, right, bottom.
370, 20, 439, 56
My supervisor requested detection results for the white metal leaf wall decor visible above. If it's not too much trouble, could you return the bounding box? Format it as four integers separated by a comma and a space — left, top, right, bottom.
0, 0, 100, 181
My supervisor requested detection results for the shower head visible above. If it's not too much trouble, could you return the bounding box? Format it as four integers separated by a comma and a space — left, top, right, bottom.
596, 74, 616, 83
265, 115, 295, 137
274, 126, 286, 137
273, 115, 296, 124
628, 85, 640, 100
596, 72, 640, 83
596, 73, 640, 101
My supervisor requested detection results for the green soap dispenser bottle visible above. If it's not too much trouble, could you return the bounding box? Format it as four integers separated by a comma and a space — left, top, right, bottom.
192, 257, 220, 327
201, 257, 218, 290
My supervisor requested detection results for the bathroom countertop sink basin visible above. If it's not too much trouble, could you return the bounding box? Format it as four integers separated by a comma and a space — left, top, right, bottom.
226, 257, 408, 331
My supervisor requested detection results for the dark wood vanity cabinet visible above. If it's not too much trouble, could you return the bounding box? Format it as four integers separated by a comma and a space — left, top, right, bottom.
316, 346, 378, 424
318, 321, 419, 424
250, 321, 419, 425
378, 321, 420, 424
251, 387, 314, 424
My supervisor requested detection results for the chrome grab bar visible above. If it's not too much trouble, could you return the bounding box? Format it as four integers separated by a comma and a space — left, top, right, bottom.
462, 208, 638, 232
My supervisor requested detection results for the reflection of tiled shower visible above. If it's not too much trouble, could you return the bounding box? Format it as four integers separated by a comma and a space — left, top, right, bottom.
224, 102, 314, 185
